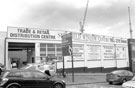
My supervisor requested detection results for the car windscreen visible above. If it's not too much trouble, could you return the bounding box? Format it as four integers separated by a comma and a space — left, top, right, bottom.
1, 72, 10, 78
132, 76, 135, 81
21, 65, 30, 69
111, 70, 124, 75
7, 71, 21, 77
21, 65, 36, 70
111, 70, 133, 76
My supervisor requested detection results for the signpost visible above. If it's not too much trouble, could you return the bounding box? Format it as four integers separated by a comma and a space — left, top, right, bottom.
62, 32, 72, 56
62, 32, 74, 82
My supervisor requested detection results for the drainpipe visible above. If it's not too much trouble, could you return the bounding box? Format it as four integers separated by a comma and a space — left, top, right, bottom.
4, 37, 7, 66
114, 44, 117, 69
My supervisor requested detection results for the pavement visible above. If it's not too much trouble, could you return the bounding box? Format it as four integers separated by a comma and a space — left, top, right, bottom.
55, 72, 107, 85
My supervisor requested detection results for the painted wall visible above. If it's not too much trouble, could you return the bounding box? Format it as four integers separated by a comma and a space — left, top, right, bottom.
0, 32, 6, 65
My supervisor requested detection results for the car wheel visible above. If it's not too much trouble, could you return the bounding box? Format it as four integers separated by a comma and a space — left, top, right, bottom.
109, 82, 113, 85
54, 83, 63, 88
122, 79, 127, 83
8, 85, 20, 88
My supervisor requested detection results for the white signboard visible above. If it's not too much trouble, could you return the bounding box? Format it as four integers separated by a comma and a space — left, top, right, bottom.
116, 46, 126, 59
7, 26, 65, 40
103, 45, 114, 59
87, 45, 101, 60
73, 33, 127, 44
73, 44, 84, 59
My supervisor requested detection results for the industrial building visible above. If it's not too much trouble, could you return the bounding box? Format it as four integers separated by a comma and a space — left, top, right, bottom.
0, 26, 130, 72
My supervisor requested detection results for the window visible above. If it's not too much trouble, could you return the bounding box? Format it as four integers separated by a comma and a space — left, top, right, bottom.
40, 44, 47, 56
40, 43, 62, 57
47, 44, 55, 56
32, 72, 47, 79
21, 72, 33, 78
56, 44, 62, 56
7, 72, 21, 77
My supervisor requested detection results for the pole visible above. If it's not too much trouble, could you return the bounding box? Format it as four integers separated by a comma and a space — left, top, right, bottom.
71, 49, 74, 82
62, 56, 66, 77
128, 7, 133, 39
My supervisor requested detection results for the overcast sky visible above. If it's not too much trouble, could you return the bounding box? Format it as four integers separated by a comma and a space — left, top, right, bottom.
0, 0, 135, 38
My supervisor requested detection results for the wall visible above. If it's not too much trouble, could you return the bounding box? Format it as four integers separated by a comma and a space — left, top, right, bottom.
3, 27, 130, 72
0, 32, 6, 65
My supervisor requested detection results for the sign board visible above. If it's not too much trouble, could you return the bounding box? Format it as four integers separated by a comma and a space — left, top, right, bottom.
87, 45, 101, 60
7, 26, 65, 40
103, 45, 114, 59
62, 32, 72, 56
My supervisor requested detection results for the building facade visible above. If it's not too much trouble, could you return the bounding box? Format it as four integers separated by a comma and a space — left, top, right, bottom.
0, 26, 129, 72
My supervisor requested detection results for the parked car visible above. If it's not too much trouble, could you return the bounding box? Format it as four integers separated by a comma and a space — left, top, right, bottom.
122, 76, 135, 88
0, 69, 66, 88
106, 70, 134, 84
20, 63, 56, 76
0, 64, 5, 75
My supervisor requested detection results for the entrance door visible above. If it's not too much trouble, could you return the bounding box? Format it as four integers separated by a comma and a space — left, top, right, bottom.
8, 42, 35, 69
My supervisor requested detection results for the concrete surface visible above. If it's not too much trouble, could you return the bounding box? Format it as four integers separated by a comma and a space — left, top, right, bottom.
55, 73, 107, 85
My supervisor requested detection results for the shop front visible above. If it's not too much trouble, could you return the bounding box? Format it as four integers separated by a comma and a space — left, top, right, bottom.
6, 26, 64, 69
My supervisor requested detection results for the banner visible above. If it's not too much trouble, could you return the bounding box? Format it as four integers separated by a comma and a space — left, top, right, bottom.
103, 45, 114, 59
87, 45, 101, 60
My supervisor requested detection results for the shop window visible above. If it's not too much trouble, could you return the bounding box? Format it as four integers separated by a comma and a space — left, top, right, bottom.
40, 44, 47, 56
56, 44, 62, 56
47, 44, 55, 56
40, 43, 62, 60
40, 43, 46, 47
47, 44, 55, 47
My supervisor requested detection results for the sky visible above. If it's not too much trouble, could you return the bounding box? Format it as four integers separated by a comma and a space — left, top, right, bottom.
0, 0, 135, 38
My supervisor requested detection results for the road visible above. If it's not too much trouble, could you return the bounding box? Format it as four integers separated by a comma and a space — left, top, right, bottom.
67, 83, 122, 88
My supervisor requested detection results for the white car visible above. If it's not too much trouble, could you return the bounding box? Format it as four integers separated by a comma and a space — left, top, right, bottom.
122, 76, 135, 88
21, 63, 56, 76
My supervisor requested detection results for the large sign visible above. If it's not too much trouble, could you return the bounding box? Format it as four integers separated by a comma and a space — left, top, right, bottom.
87, 45, 101, 60
62, 32, 72, 56
103, 45, 114, 59
72, 33, 127, 44
73, 44, 84, 59
7, 26, 64, 40
116, 46, 126, 59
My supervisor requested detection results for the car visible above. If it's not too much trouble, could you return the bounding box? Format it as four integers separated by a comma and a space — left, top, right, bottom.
0, 69, 66, 88
122, 76, 135, 88
0, 64, 5, 75
20, 63, 56, 76
106, 70, 134, 84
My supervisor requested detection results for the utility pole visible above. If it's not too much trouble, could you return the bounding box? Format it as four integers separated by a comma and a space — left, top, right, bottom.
80, 0, 89, 34
128, 7, 133, 39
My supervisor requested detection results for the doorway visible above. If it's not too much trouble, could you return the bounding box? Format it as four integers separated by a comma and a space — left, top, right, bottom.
8, 42, 35, 69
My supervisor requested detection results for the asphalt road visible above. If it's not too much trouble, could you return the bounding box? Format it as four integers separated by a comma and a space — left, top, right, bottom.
66, 83, 122, 88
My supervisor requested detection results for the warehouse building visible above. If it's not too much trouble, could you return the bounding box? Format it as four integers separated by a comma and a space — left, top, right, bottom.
0, 26, 129, 72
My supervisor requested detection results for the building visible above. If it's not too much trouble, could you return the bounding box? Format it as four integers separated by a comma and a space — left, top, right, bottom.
0, 26, 129, 72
